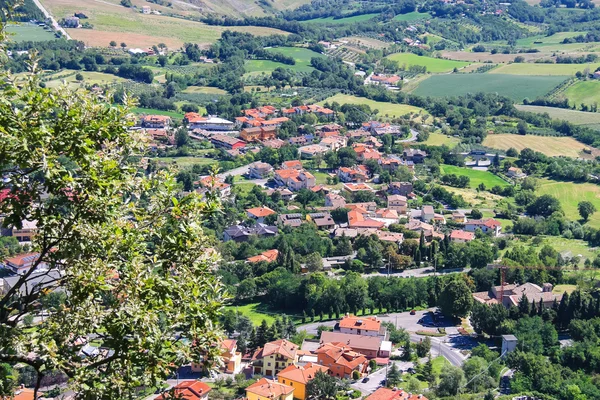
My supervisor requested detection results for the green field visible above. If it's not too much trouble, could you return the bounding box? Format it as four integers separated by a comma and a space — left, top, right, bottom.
224, 303, 276, 325
386, 53, 470, 73
7, 24, 57, 42
245, 47, 323, 76
440, 165, 509, 188
491, 63, 600, 76
412, 74, 568, 102
43, 70, 127, 89
516, 105, 600, 126
538, 179, 600, 228
423, 132, 460, 147
318, 93, 428, 119
562, 80, 600, 108
514, 31, 586, 48
132, 107, 184, 118
153, 156, 216, 167
182, 86, 227, 95
392, 11, 432, 21
483, 134, 589, 158
302, 13, 380, 24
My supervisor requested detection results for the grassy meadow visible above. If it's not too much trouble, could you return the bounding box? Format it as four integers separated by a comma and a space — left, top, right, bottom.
537, 179, 600, 228
7, 23, 57, 42
245, 47, 324, 76
302, 13, 380, 24
515, 105, 600, 126
132, 107, 184, 118
393, 11, 432, 21
423, 132, 460, 147
412, 74, 568, 102
386, 53, 470, 73
440, 165, 509, 188
319, 93, 428, 119
43, 70, 127, 89
562, 80, 600, 108
490, 63, 600, 76
482, 134, 589, 158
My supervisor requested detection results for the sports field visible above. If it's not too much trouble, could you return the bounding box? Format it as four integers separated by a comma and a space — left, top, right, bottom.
538, 179, 600, 228
440, 165, 509, 188
302, 13, 380, 24
490, 63, 600, 76
412, 74, 568, 102
41, 0, 287, 48
483, 134, 589, 158
318, 93, 428, 119
7, 24, 57, 42
386, 53, 470, 73
562, 80, 600, 108
515, 105, 600, 126
392, 11, 432, 21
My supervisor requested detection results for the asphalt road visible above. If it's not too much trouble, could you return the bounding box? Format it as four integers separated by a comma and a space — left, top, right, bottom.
31, 0, 71, 39
362, 267, 469, 279
398, 129, 419, 143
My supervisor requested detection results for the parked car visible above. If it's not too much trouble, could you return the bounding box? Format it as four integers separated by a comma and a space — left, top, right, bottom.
362, 377, 370, 383
410, 309, 416, 315
407, 368, 416, 374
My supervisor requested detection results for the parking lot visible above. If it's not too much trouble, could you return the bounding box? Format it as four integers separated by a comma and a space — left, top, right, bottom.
351, 361, 415, 395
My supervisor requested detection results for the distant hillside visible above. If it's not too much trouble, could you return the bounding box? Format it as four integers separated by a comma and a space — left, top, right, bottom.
184, 0, 311, 17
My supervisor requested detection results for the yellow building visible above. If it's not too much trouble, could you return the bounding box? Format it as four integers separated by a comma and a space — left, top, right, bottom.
246, 378, 294, 400
277, 363, 329, 400
252, 339, 299, 377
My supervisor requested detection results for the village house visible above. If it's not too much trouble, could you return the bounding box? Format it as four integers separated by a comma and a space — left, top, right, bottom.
406, 220, 444, 241
339, 315, 387, 338
387, 182, 414, 197
320, 331, 392, 359
195, 176, 231, 199
223, 224, 278, 242
191, 339, 242, 374
247, 249, 279, 264
184, 113, 235, 131
353, 144, 382, 162
266, 187, 294, 201
473, 282, 563, 309
63, 16, 80, 28
315, 342, 369, 379
320, 136, 347, 151
278, 213, 304, 228
282, 160, 303, 170
347, 202, 378, 213
1, 219, 37, 242
210, 134, 246, 150
366, 73, 402, 90
248, 161, 274, 179
403, 148, 427, 163
451, 211, 467, 223
325, 193, 347, 208
252, 339, 299, 377
246, 206, 276, 223
246, 378, 294, 400
374, 208, 400, 226
263, 138, 286, 149
343, 183, 375, 193
337, 165, 369, 183
2, 253, 46, 275
387, 195, 408, 214
465, 218, 502, 236
307, 212, 335, 230
348, 209, 385, 229
365, 387, 428, 400
274, 169, 316, 191
450, 229, 475, 243
141, 115, 171, 129
379, 156, 404, 172
507, 167, 526, 179
157, 381, 211, 400
277, 363, 329, 400
298, 144, 329, 159
240, 126, 277, 143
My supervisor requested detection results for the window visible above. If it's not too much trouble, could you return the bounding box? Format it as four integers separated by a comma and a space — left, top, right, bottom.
268, 363, 271, 366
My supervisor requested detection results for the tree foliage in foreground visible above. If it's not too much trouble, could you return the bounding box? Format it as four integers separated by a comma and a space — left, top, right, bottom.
0, 54, 225, 398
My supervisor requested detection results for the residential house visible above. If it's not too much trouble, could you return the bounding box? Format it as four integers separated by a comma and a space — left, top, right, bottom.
246, 378, 294, 400
210, 134, 246, 150
141, 115, 171, 129
247, 249, 279, 264
223, 224, 278, 242
353, 144, 381, 162
141, 5, 151, 14
274, 169, 316, 191
263, 139, 286, 149
347, 202, 377, 213
403, 148, 427, 163
348, 209, 385, 229
374, 208, 400, 226
248, 161, 274, 179
406, 220, 444, 241
241, 127, 277, 142
465, 218, 502, 236
63, 16, 80, 28
473, 282, 563, 309
367, 74, 401, 90
365, 387, 429, 400
1, 219, 37, 242
266, 188, 294, 201
246, 206, 276, 223
278, 213, 304, 228
450, 229, 475, 243
320, 136, 347, 151
2, 253, 46, 275
451, 211, 467, 223
298, 144, 328, 159
388, 182, 413, 197
196, 176, 231, 199
337, 166, 369, 183
307, 212, 335, 230
320, 332, 391, 359
387, 195, 408, 214
343, 183, 375, 193
339, 315, 387, 338
157, 381, 211, 400
184, 113, 235, 131
277, 363, 329, 400
315, 342, 369, 378
282, 160, 303, 170
379, 156, 403, 172
421, 205, 435, 223
252, 339, 299, 376
325, 193, 346, 208
375, 230, 404, 245
288, 136, 308, 146
507, 167, 526, 179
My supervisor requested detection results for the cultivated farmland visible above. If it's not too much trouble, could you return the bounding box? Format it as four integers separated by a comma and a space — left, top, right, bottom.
423, 132, 460, 147
386, 53, 470, 73
561, 80, 600, 108
515, 105, 600, 126
318, 93, 429, 119
302, 13, 380, 24
490, 63, 600, 76
440, 165, 509, 188
392, 11, 432, 21
537, 179, 600, 228
245, 47, 324, 76
411, 74, 568, 102
482, 134, 590, 158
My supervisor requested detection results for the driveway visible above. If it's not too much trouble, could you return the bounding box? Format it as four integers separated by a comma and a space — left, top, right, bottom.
351, 361, 414, 395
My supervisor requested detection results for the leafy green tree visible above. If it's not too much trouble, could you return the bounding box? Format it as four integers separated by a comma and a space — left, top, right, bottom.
527, 194, 562, 217
305, 252, 324, 272
578, 201, 596, 221
175, 127, 189, 147
437, 365, 466, 397
416, 337, 431, 358
306, 370, 338, 399
438, 279, 473, 318
387, 363, 401, 387
0, 65, 224, 398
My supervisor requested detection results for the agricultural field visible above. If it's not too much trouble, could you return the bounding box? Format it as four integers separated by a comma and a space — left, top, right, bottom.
513, 31, 586, 49
561, 80, 600, 108
182, 86, 228, 95
482, 133, 590, 158
7, 23, 57, 42
318, 93, 429, 119
515, 105, 600, 126
490, 63, 600, 76
224, 303, 276, 325
422, 132, 460, 147
440, 50, 548, 63
40, 0, 288, 48
537, 179, 600, 228
301, 13, 380, 24
392, 11, 432, 21
411, 74, 568, 102
245, 47, 324, 76
131, 107, 184, 118
440, 165, 509, 188
43, 70, 126, 89
340, 36, 389, 50
386, 53, 470, 73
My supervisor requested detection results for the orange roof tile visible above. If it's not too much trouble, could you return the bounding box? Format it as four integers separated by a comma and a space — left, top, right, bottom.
246, 207, 276, 218
246, 378, 293, 399
339, 315, 381, 332
247, 249, 279, 263
277, 363, 329, 384
159, 381, 211, 400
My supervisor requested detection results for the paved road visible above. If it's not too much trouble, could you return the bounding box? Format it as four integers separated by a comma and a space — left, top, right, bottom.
31, 0, 71, 39
363, 266, 469, 279
398, 129, 419, 143
217, 164, 252, 179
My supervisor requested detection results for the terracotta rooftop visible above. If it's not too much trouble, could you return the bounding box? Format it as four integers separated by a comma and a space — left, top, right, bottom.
450, 229, 475, 241
247, 206, 276, 218
339, 315, 381, 332
159, 381, 212, 399
247, 249, 279, 263
277, 362, 329, 384
246, 378, 294, 399
254, 339, 298, 360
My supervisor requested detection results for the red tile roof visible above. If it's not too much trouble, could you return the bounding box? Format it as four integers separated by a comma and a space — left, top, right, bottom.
159, 381, 211, 399
450, 229, 475, 241
253, 339, 298, 360
246, 378, 293, 399
247, 249, 279, 263
365, 387, 428, 400
277, 363, 329, 384
339, 315, 381, 332
246, 206, 276, 218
